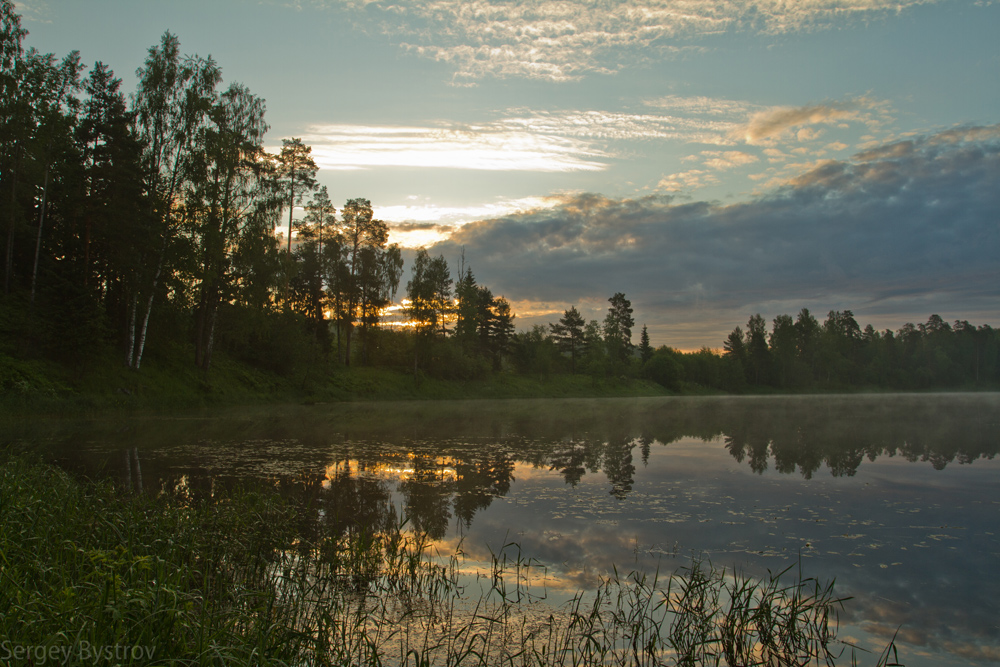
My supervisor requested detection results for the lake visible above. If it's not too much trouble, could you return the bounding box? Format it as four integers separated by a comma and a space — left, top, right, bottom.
22, 393, 1000, 666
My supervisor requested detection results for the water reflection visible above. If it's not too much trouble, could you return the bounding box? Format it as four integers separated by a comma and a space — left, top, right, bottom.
27, 394, 998, 493
15, 394, 1000, 666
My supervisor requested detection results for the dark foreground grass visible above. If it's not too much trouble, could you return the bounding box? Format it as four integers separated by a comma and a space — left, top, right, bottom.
0, 455, 901, 666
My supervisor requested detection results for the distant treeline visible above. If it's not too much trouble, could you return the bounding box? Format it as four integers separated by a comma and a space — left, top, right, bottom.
1, 4, 996, 394
646, 310, 1000, 392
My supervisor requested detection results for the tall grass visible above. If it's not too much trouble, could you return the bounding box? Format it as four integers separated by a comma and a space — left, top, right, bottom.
0, 455, 900, 666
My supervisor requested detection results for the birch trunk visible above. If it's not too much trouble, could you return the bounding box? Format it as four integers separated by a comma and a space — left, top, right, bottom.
131, 245, 164, 371
126, 291, 137, 367
4, 152, 20, 294
29, 164, 50, 305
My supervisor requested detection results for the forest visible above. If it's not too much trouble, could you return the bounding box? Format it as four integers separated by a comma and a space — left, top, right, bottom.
2, 2, 998, 400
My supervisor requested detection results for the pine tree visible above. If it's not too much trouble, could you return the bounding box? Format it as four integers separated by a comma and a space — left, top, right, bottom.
639, 324, 652, 363
603, 292, 634, 367
549, 306, 586, 373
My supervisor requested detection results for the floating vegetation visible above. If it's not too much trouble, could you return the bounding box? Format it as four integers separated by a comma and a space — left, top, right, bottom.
0, 454, 902, 666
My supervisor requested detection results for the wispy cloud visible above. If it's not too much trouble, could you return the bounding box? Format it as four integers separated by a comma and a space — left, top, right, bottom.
657, 169, 720, 192
498, 109, 737, 143
299, 123, 610, 172
294, 94, 899, 187
295, 105, 755, 173
644, 95, 766, 117
700, 150, 759, 170
300, 0, 950, 81
12, 0, 52, 22
736, 97, 893, 145
647, 96, 898, 194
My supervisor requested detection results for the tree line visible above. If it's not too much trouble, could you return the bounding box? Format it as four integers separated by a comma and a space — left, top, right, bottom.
2, 3, 996, 392
0, 6, 418, 374
503, 299, 998, 391
648, 310, 1000, 392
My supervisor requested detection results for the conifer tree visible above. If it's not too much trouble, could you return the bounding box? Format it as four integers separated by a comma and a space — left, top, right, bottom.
639, 324, 653, 363
550, 306, 586, 373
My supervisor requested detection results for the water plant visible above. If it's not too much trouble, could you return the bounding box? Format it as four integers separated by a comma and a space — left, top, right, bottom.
0, 453, 900, 666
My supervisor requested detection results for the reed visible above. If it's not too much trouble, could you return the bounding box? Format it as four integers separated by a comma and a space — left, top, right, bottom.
0, 454, 900, 666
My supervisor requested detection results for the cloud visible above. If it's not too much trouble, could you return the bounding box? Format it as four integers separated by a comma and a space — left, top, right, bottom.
295, 104, 755, 174
378, 195, 565, 227
303, 0, 948, 81
658, 150, 760, 193
425, 124, 1000, 348
379, 196, 569, 245
498, 109, 738, 143
295, 95, 898, 188
657, 169, 720, 192
644, 95, 766, 117
700, 150, 759, 170
299, 123, 610, 172
12, 1, 51, 22
737, 98, 892, 145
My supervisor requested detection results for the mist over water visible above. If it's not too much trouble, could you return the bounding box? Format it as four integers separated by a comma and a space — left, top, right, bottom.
23, 394, 1000, 666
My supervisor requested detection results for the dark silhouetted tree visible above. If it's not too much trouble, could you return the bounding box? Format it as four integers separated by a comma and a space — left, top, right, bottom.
639, 324, 653, 363
549, 305, 586, 373
276, 137, 317, 257
746, 313, 770, 386
406, 249, 451, 373
603, 292, 634, 369
336, 198, 402, 365
769, 314, 797, 388
131, 32, 221, 369
189, 82, 274, 372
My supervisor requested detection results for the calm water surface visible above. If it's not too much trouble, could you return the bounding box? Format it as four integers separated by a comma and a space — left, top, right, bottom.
21, 394, 1000, 666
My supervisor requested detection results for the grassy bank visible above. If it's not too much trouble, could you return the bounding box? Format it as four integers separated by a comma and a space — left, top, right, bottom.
1, 454, 900, 666
0, 343, 671, 416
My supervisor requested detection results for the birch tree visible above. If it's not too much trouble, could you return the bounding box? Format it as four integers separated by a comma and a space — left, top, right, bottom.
1, 31, 81, 298
27, 51, 82, 304
0, 0, 26, 294
289, 185, 336, 341
129, 32, 220, 370
336, 198, 402, 366
188, 82, 274, 371
406, 249, 451, 373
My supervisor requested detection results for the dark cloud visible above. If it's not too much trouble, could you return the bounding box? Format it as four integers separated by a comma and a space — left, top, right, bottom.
428, 125, 1000, 347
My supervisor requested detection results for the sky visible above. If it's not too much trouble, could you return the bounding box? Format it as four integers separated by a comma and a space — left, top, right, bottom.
16, 0, 1000, 349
